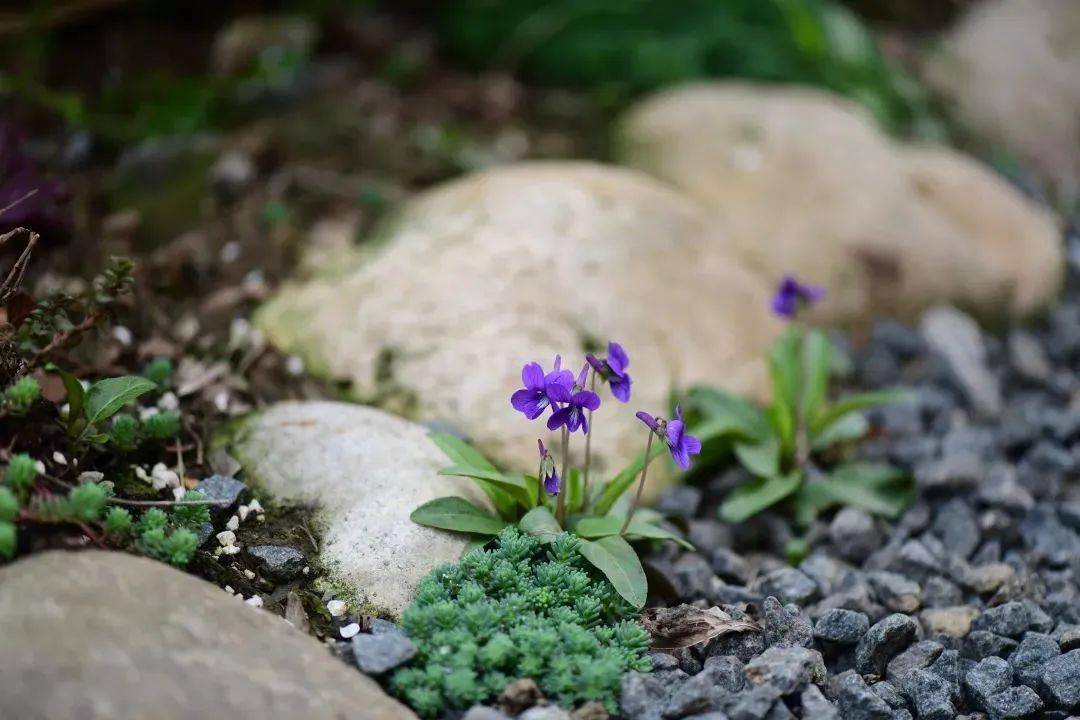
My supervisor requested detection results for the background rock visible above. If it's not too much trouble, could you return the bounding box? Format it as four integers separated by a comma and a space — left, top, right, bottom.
615, 82, 1062, 325
922, 0, 1080, 202
0, 550, 415, 720
255, 162, 781, 492
229, 401, 492, 616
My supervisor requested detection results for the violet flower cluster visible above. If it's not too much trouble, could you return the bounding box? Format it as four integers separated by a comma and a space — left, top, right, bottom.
511, 342, 701, 498
770, 275, 825, 319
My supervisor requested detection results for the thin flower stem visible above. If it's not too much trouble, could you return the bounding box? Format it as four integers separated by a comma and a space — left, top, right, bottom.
556, 427, 569, 525
582, 368, 597, 508
620, 431, 655, 535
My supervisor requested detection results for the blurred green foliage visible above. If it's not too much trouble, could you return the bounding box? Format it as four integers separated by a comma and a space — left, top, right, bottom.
435, 0, 938, 135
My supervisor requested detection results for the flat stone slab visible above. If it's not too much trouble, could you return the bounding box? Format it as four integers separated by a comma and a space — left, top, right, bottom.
0, 550, 416, 720
228, 400, 492, 617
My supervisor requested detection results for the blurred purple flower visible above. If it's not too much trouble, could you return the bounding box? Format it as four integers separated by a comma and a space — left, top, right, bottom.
0, 123, 67, 237
635, 406, 702, 471
547, 363, 601, 434
585, 341, 633, 402
770, 275, 825, 319
537, 439, 559, 495
510, 355, 574, 420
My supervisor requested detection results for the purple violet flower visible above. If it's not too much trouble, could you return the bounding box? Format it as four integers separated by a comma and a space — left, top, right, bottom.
636, 406, 702, 471
770, 275, 825, 319
537, 439, 559, 495
547, 363, 601, 434
510, 355, 574, 420
585, 341, 633, 402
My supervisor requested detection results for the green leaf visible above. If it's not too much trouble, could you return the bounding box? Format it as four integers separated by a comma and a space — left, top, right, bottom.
578, 535, 648, 609
566, 468, 584, 514
800, 329, 832, 423
719, 471, 802, 523
518, 506, 562, 543
811, 412, 869, 451
574, 515, 623, 537
593, 439, 665, 516
428, 432, 518, 519
410, 497, 508, 535
810, 390, 908, 436
684, 386, 770, 442
733, 437, 780, 478
83, 376, 157, 428
439, 466, 537, 508
574, 515, 693, 550
767, 328, 801, 452
46, 364, 85, 421
428, 432, 497, 471
819, 464, 911, 518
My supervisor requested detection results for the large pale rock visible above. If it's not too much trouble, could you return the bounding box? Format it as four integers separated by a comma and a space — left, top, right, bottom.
256, 162, 781, 486
615, 83, 1063, 325
922, 0, 1080, 201
0, 550, 416, 720
228, 401, 494, 617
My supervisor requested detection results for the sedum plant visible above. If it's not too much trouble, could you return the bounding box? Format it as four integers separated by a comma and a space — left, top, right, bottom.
391, 527, 650, 717
689, 276, 910, 525
412, 342, 699, 608
2, 376, 40, 414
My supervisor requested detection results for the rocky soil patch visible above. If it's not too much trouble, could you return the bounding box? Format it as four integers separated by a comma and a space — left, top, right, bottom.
616, 235, 1080, 718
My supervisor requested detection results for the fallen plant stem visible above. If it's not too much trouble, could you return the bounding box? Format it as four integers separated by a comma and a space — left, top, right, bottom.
0, 225, 39, 305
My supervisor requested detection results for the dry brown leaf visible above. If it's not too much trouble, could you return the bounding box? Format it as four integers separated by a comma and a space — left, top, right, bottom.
640, 604, 760, 650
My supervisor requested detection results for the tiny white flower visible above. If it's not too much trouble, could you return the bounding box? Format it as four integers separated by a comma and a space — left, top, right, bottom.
52, 451, 67, 465
285, 355, 305, 376
226, 515, 239, 531
326, 599, 347, 617
150, 463, 180, 490
158, 392, 180, 411
216, 530, 236, 547
245, 595, 264, 608
112, 325, 134, 346
339, 623, 360, 639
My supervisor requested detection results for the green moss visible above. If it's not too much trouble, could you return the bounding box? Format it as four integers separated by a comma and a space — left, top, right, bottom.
391, 528, 651, 717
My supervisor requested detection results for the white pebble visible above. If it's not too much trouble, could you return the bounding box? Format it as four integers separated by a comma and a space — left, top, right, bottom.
302, 566, 310, 575
112, 325, 134, 346
150, 463, 180, 490
256, 515, 265, 523
33, 460, 46, 474
285, 355, 305, 376
245, 595, 264, 608
243, 569, 255, 580
139, 406, 160, 421
238, 505, 250, 521
326, 599, 346, 617
248, 499, 263, 514
158, 392, 180, 411
339, 623, 360, 639
52, 451, 67, 465
78, 471, 104, 483
172, 487, 186, 501
222, 545, 241, 556
224, 585, 234, 594
226, 515, 240, 531
216, 530, 236, 547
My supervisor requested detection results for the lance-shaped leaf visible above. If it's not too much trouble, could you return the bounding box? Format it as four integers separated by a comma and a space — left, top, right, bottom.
719, 471, 801, 523
410, 496, 507, 535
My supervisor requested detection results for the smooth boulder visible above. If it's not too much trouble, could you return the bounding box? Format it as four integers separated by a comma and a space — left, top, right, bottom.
615, 82, 1063, 325
255, 162, 781, 485
0, 550, 416, 720
228, 401, 494, 617
922, 0, 1080, 201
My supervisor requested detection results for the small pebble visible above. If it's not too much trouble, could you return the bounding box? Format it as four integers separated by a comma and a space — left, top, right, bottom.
243, 569, 255, 580
340, 623, 361, 639
226, 515, 240, 531
216, 531, 236, 547
244, 595, 263, 608
327, 599, 347, 617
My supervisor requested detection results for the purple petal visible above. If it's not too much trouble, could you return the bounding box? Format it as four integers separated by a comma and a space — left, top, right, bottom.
585, 353, 605, 374
537, 438, 546, 458
547, 382, 573, 404
665, 419, 685, 449
546, 369, 574, 391
636, 411, 659, 433
669, 442, 691, 471
683, 434, 702, 457
576, 362, 589, 388
607, 342, 629, 375
574, 390, 601, 411
674, 405, 684, 422
543, 469, 560, 495
522, 362, 545, 391
771, 292, 797, 318
610, 374, 632, 402
552, 354, 562, 372
579, 412, 589, 435
547, 406, 571, 431
512, 389, 547, 419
